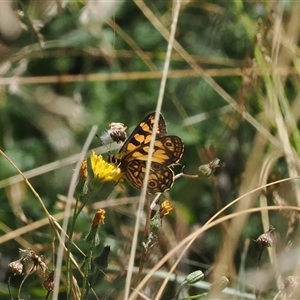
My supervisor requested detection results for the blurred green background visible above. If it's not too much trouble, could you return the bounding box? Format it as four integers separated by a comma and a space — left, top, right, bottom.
0, 1, 299, 299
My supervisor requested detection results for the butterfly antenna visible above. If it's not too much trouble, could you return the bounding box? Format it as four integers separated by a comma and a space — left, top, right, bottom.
113, 174, 124, 187
95, 133, 113, 154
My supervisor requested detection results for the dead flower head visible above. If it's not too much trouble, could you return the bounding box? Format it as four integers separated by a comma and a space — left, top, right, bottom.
8, 259, 24, 275
80, 157, 88, 180
9, 248, 48, 276
283, 276, 300, 298
19, 248, 48, 273
198, 158, 221, 178
254, 225, 276, 247
100, 122, 127, 145
92, 209, 106, 227
43, 270, 55, 292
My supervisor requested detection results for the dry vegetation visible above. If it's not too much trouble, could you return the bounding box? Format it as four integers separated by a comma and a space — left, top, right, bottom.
1, 1, 300, 299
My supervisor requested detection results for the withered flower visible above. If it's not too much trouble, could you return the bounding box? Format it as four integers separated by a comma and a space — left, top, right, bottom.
92, 209, 106, 227
99, 122, 127, 145
43, 270, 55, 292
254, 225, 276, 247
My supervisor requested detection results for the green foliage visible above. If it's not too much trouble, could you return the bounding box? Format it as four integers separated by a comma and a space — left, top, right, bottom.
1, 1, 300, 299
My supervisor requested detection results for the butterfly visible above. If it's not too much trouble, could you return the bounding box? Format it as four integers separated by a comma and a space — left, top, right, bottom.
108, 112, 184, 194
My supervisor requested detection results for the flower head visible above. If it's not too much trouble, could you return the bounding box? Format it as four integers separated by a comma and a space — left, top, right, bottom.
198, 158, 221, 178
43, 270, 55, 292
90, 151, 123, 183
185, 270, 204, 285
159, 200, 173, 218
8, 258, 24, 275
99, 122, 127, 145
254, 225, 276, 247
80, 158, 88, 180
92, 209, 106, 227
85, 209, 106, 245
150, 200, 173, 229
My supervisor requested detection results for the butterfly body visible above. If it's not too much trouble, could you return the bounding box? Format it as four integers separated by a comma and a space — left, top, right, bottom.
109, 112, 184, 194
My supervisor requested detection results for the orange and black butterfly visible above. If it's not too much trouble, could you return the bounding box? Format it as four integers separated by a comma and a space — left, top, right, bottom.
109, 112, 184, 194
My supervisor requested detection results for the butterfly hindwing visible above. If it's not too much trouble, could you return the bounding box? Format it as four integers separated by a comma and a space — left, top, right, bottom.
125, 160, 174, 193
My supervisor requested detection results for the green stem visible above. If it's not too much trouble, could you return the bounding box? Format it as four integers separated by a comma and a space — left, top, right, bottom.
81, 243, 95, 300
179, 293, 207, 300
66, 191, 92, 299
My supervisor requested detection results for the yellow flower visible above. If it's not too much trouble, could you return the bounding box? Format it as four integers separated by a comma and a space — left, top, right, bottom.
150, 200, 173, 229
90, 151, 123, 183
159, 200, 173, 218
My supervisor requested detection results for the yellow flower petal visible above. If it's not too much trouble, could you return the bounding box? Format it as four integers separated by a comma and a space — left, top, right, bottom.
159, 200, 173, 218
90, 151, 123, 183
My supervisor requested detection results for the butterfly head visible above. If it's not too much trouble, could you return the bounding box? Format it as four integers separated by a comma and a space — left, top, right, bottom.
107, 154, 122, 168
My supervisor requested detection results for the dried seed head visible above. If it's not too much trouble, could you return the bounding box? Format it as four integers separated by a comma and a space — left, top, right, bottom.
100, 122, 127, 145
8, 259, 24, 275
254, 225, 275, 247
43, 270, 55, 291
108, 122, 127, 143
283, 276, 300, 298
19, 248, 48, 273
198, 158, 221, 177
18, 248, 33, 264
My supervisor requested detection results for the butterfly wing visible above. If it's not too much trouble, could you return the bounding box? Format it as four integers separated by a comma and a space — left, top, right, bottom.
124, 160, 175, 194
125, 136, 184, 166
110, 112, 184, 193
119, 112, 167, 153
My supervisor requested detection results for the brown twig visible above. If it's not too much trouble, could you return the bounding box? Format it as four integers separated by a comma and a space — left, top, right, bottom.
136, 195, 152, 286
17, 264, 35, 300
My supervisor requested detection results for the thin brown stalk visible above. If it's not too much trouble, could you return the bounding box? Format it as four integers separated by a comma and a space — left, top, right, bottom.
129, 175, 300, 299
18, 264, 35, 300
136, 196, 152, 285
7, 276, 13, 300
0, 150, 56, 229
106, 20, 157, 71
134, 0, 281, 150
125, 0, 181, 297
0, 67, 299, 86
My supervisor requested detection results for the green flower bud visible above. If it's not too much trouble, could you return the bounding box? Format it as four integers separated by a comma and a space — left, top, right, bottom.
185, 270, 204, 285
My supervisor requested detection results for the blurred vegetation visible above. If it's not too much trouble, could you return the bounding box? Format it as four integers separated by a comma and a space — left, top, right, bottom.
1, 0, 300, 299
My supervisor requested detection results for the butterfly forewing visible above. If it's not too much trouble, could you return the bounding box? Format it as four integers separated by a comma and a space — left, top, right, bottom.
126, 136, 184, 165
120, 112, 167, 153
